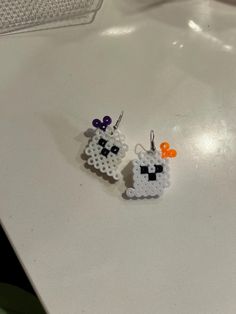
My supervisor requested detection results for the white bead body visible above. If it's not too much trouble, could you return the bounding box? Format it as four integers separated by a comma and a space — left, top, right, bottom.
85, 126, 128, 180
126, 151, 170, 198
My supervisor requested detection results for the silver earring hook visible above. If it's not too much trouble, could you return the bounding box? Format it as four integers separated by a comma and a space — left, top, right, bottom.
150, 130, 156, 152
113, 111, 124, 130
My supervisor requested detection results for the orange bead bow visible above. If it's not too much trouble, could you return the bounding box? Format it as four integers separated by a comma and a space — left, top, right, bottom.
160, 142, 177, 158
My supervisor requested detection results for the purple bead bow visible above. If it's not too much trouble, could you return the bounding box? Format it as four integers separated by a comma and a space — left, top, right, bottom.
92, 116, 112, 131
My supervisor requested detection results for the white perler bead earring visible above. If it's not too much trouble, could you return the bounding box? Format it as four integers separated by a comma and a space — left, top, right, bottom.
84, 112, 128, 181
126, 130, 177, 198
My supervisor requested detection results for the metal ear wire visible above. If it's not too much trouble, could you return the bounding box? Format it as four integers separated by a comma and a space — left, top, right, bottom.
150, 130, 156, 152
134, 130, 156, 155
113, 111, 124, 130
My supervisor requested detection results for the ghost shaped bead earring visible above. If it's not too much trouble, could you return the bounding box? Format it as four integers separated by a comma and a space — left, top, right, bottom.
84, 112, 128, 181
126, 130, 177, 198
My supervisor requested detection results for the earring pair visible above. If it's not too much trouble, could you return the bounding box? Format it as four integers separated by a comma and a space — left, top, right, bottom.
84, 112, 177, 198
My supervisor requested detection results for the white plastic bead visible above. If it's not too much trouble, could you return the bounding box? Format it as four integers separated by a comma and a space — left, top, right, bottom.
87, 157, 94, 165
126, 188, 135, 198
126, 150, 171, 198
113, 172, 121, 180
85, 147, 92, 155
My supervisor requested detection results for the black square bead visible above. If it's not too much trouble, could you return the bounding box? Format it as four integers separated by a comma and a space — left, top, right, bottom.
111, 145, 119, 155
101, 148, 110, 157
148, 173, 157, 181
98, 138, 107, 147
155, 165, 163, 173
140, 166, 148, 174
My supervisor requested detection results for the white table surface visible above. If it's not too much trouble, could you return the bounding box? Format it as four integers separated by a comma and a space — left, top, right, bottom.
1, 0, 236, 313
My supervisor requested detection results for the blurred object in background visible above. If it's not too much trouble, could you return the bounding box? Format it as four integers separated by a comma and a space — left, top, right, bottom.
0, 0, 103, 34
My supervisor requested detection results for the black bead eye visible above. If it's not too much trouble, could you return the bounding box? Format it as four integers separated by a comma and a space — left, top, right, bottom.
101, 148, 110, 157
140, 166, 148, 174
111, 145, 119, 155
98, 138, 107, 147
155, 165, 163, 173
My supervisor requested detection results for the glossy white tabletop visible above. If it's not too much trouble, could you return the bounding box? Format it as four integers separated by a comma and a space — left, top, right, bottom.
1, 1, 236, 313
